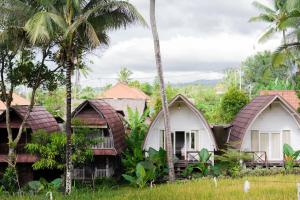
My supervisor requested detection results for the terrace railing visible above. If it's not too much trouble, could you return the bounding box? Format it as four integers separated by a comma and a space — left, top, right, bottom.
244, 151, 268, 167
72, 167, 114, 180
92, 137, 114, 149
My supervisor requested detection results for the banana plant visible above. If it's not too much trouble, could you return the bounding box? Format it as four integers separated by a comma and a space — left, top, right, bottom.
283, 144, 300, 170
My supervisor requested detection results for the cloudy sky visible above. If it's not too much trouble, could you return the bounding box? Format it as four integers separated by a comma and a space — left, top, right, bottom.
83, 0, 281, 87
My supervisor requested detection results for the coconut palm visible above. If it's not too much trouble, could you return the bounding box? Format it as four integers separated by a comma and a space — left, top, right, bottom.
250, 0, 289, 43
149, 0, 175, 182
25, 0, 145, 194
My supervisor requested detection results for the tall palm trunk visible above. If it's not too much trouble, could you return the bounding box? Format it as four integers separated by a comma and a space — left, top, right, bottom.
65, 60, 73, 195
149, 0, 175, 182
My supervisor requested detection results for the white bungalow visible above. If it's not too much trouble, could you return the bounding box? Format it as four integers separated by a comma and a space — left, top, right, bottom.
229, 95, 300, 165
143, 94, 217, 161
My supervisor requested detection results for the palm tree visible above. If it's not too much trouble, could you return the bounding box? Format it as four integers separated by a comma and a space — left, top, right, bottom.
149, 0, 175, 182
250, 0, 289, 43
25, 0, 145, 194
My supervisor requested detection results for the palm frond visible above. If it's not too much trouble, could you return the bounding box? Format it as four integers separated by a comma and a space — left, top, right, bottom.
252, 1, 276, 14
25, 11, 62, 44
258, 27, 276, 43
249, 14, 276, 23
84, 22, 100, 48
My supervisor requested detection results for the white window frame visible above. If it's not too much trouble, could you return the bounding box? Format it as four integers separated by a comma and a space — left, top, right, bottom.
251, 129, 291, 160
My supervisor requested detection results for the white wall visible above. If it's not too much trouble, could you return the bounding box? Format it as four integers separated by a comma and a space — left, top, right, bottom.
241, 102, 300, 160
143, 102, 215, 152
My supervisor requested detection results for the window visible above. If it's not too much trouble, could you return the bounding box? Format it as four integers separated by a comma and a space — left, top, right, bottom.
251, 130, 259, 151
251, 130, 291, 160
160, 130, 165, 149
190, 132, 195, 150
282, 130, 291, 145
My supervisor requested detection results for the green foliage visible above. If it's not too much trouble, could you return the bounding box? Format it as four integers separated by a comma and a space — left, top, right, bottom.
220, 87, 249, 123
118, 67, 133, 84
24, 178, 62, 194
122, 108, 149, 176
35, 88, 65, 117
283, 144, 300, 170
79, 86, 96, 100
26, 127, 96, 170
122, 162, 155, 188
1, 167, 18, 194
152, 83, 179, 116
129, 80, 153, 96
182, 148, 212, 178
215, 147, 251, 177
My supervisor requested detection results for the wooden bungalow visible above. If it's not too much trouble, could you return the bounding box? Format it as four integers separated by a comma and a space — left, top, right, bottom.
143, 94, 217, 172
0, 106, 60, 184
228, 95, 300, 167
71, 100, 126, 180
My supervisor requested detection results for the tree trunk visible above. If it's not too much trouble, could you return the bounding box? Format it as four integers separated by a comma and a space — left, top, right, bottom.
149, 0, 175, 182
65, 60, 73, 195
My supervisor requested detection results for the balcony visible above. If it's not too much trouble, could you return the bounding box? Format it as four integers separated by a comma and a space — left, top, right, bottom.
72, 167, 114, 180
92, 137, 114, 149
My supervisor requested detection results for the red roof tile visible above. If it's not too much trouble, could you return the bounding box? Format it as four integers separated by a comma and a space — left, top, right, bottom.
260, 90, 300, 110
0, 154, 38, 163
0, 93, 30, 111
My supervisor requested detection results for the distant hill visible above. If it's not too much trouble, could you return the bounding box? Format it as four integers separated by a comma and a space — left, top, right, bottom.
172, 79, 221, 87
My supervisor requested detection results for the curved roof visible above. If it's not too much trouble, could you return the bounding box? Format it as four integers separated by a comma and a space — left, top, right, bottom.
98, 82, 150, 100
144, 94, 217, 149
229, 95, 300, 148
0, 106, 60, 133
72, 100, 126, 155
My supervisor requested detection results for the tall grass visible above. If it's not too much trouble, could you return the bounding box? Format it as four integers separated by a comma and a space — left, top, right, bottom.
2, 175, 299, 200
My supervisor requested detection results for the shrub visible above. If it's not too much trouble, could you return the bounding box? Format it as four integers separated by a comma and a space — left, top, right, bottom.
215, 148, 251, 177
220, 86, 249, 123
1, 167, 18, 194
283, 144, 300, 170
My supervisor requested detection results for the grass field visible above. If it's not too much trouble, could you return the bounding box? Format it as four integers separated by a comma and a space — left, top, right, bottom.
2, 175, 300, 200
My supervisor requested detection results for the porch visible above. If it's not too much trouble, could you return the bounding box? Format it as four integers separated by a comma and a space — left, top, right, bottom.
92, 137, 114, 149
72, 167, 114, 180
244, 151, 286, 167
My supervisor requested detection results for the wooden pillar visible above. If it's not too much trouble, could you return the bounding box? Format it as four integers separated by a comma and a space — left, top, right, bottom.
106, 157, 109, 177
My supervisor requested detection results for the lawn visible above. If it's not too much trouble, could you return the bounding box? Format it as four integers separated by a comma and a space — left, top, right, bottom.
2, 175, 299, 200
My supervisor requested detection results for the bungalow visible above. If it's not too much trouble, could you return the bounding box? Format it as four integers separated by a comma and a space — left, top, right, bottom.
98, 82, 150, 120
0, 106, 60, 184
228, 95, 300, 166
71, 99, 126, 180
0, 93, 30, 113
143, 94, 217, 163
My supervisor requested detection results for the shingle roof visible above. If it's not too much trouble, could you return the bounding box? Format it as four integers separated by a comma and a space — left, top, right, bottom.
72, 100, 126, 154
0, 106, 60, 133
229, 95, 300, 148
260, 90, 300, 110
0, 93, 30, 111
98, 82, 150, 100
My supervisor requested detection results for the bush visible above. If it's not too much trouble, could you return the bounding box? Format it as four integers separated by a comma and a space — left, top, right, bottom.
237, 167, 300, 177
1, 167, 18, 194
220, 86, 249, 123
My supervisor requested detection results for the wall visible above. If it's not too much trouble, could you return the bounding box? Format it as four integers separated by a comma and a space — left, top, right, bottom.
144, 101, 215, 152
241, 101, 300, 160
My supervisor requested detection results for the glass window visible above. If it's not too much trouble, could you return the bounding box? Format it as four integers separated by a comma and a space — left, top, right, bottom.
282, 130, 291, 145
260, 133, 269, 154
160, 130, 165, 149
271, 133, 280, 159
251, 130, 259, 151
190, 132, 195, 150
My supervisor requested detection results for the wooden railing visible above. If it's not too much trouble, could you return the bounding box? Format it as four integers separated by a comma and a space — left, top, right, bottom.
72, 167, 114, 180
92, 137, 114, 149
244, 151, 268, 167
186, 150, 214, 162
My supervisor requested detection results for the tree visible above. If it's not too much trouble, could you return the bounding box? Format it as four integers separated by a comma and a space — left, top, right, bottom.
250, 0, 289, 43
220, 87, 249, 123
241, 51, 291, 94
25, 0, 145, 194
150, 0, 175, 182
79, 86, 96, 100
118, 67, 133, 84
